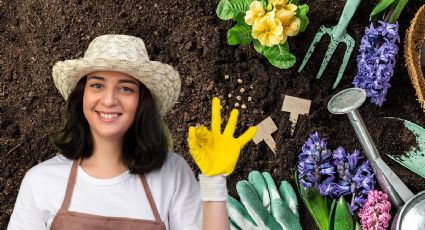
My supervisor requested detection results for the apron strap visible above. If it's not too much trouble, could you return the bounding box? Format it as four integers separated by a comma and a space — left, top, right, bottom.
140, 175, 162, 222
61, 159, 163, 223
61, 159, 80, 210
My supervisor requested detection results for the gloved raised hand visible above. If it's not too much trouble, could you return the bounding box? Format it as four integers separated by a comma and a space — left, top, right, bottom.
227, 171, 302, 230
188, 97, 256, 176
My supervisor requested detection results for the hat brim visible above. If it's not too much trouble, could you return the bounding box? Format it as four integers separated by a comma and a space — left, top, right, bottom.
52, 58, 181, 116
405, 4, 425, 112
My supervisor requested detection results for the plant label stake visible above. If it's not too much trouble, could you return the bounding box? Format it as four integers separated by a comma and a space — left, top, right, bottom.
253, 116, 278, 154
281, 95, 311, 135
298, 0, 360, 89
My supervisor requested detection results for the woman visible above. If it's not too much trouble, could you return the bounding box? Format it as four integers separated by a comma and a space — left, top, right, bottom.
7, 35, 256, 230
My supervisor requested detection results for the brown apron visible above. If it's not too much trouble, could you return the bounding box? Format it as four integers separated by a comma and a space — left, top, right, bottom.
50, 160, 166, 230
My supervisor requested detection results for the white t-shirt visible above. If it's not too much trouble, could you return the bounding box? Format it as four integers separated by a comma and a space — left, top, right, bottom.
7, 152, 201, 230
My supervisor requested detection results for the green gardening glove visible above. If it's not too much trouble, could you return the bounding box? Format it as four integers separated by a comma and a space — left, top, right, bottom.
227, 171, 302, 230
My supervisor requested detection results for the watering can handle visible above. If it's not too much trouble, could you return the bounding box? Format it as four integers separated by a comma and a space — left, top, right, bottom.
334, 0, 361, 39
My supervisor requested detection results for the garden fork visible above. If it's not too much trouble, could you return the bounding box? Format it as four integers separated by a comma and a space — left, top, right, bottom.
298, 0, 361, 89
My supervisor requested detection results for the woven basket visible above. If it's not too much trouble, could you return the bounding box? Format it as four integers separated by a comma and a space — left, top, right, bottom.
405, 4, 425, 111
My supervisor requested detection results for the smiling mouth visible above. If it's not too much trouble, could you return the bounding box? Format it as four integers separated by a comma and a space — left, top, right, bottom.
96, 111, 122, 122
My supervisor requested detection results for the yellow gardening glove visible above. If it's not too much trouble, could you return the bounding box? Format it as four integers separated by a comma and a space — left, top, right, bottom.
188, 97, 257, 176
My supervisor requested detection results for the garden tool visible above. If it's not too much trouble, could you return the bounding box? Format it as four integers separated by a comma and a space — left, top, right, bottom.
298, 0, 360, 89
404, 4, 425, 111
253, 116, 278, 154
384, 117, 425, 178
327, 88, 425, 230
281, 95, 311, 136
188, 97, 256, 176
227, 171, 301, 230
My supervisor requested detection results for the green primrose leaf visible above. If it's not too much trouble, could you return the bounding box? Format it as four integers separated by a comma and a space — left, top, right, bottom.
256, 42, 296, 69
296, 4, 309, 33
370, 0, 396, 20
332, 197, 354, 230
294, 171, 330, 230
216, 0, 253, 20
228, 23, 253, 45
232, 12, 246, 24
288, 0, 300, 5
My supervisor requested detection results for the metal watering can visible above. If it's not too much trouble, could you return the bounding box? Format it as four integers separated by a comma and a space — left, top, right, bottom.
327, 88, 425, 230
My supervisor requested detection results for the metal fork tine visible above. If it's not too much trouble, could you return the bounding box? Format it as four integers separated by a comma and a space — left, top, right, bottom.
332, 36, 355, 89
316, 35, 339, 80
297, 26, 327, 73
298, 0, 361, 88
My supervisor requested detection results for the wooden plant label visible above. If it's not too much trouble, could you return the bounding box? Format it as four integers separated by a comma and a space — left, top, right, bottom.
253, 116, 278, 154
281, 95, 311, 135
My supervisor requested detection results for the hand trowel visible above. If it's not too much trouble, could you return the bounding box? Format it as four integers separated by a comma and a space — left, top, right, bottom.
385, 117, 425, 178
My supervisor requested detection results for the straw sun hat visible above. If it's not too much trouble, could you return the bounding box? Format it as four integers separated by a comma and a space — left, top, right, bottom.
405, 5, 425, 112
52, 34, 181, 116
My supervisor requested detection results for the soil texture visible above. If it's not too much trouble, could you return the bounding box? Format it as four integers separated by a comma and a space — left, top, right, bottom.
1, 0, 425, 229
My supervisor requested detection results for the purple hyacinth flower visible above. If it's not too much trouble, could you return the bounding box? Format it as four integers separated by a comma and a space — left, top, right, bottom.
298, 132, 336, 196
331, 147, 375, 214
353, 20, 400, 106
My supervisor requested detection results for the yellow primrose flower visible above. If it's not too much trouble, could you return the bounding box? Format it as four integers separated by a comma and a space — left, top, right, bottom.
276, 4, 300, 37
275, 4, 297, 23
252, 13, 284, 47
245, 1, 265, 25
268, 0, 288, 9
282, 16, 301, 37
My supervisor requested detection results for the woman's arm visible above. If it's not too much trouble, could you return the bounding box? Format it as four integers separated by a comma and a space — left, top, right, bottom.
188, 97, 256, 230
8, 171, 48, 230
202, 202, 230, 230
198, 174, 230, 230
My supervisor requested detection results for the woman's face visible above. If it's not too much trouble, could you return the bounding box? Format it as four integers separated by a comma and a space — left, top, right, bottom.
83, 71, 140, 141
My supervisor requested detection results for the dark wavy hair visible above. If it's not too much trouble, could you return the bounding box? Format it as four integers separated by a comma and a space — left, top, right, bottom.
53, 76, 169, 174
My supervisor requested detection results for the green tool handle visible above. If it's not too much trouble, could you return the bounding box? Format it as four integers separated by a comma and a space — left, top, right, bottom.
334, 0, 361, 39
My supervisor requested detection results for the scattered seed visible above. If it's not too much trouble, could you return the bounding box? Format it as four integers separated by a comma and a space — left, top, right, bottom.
224, 74, 229, 80
236, 96, 241, 100
237, 79, 243, 84
235, 102, 240, 107
248, 96, 252, 102
250, 84, 254, 89
240, 88, 245, 93
241, 104, 247, 109
228, 93, 232, 98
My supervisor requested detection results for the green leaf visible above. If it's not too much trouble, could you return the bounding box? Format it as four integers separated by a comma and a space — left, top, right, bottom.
232, 12, 246, 24
331, 197, 354, 230
355, 221, 362, 230
388, 0, 409, 24
296, 4, 309, 33
256, 42, 296, 69
216, 0, 253, 20
228, 23, 253, 45
288, 0, 300, 5
370, 0, 396, 20
328, 200, 337, 230
294, 171, 330, 230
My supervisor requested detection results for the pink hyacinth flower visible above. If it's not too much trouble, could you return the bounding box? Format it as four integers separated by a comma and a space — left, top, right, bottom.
358, 190, 392, 230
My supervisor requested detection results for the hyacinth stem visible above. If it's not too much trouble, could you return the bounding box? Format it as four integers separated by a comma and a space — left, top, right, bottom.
350, 192, 356, 209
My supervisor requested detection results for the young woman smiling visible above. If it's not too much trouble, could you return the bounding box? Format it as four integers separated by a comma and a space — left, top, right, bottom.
7, 35, 256, 230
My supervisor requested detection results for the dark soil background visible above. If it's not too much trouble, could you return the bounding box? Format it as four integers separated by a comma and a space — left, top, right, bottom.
1, 0, 425, 229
